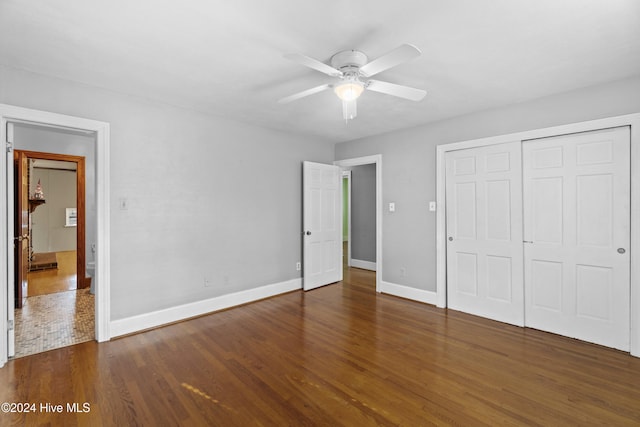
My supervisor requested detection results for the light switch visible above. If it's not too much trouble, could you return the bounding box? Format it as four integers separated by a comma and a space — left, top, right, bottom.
429, 201, 436, 212
389, 202, 395, 212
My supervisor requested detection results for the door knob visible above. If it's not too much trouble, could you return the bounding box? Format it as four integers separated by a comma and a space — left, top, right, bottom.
448, 237, 453, 241
617, 248, 626, 254
306, 231, 312, 236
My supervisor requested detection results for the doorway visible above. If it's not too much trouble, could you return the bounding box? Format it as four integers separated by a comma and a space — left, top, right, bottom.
16, 150, 88, 293
334, 155, 382, 292
342, 170, 351, 268
1, 104, 111, 367
342, 164, 377, 272
12, 150, 93, 357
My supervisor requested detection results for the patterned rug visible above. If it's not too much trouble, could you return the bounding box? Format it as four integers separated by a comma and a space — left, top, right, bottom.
13, 288, 94, 358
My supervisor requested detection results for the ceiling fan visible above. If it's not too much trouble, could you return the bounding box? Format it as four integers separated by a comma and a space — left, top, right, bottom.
278, 44, 427, 121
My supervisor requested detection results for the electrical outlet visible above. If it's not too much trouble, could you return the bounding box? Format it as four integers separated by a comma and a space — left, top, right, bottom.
296, 262, 301, 271
119, 198, 128, 210
389, 202, 395, 212
429, 201, 436, 212
204, 276, 212, 287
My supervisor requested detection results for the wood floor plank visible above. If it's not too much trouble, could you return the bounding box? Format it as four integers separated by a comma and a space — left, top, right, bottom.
2, 267, 640, 425
27, 250, 77, 296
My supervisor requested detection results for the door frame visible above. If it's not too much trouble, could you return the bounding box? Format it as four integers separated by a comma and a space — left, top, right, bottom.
1, 104, 111, 367
334, 155, 382, 292
436, 112, 640, 357
16, 150, 87, 289
342, 170, 352, 267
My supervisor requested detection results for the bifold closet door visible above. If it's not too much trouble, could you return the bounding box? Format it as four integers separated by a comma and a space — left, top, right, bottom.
445, 142, 524, 326
522, 127, 630, 351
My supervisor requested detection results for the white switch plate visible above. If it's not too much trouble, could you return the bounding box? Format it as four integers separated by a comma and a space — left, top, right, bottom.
389, 202, 395, 212
429, 201, 436, 212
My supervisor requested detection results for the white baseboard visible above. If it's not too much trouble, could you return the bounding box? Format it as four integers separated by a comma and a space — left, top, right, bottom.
110, 278, 302, 338
351, 259, 377, 271
380, 280, 438, 305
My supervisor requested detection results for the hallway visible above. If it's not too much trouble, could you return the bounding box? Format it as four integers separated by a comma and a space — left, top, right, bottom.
13, 251, 94, 358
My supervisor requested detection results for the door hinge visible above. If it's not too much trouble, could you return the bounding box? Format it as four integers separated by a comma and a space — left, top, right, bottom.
6, 141, 13, 153
7, 319, 14, 331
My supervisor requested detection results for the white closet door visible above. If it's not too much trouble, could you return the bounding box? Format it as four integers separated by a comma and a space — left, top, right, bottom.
446, 142, 524, 326
523, 127, 630, 350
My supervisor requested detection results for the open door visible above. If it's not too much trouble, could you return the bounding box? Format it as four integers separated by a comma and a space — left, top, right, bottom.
303, 161, 342, 291
14, 151, 29, 309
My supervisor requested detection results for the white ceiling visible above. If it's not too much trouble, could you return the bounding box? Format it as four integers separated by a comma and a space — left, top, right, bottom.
1, 0, 639, 143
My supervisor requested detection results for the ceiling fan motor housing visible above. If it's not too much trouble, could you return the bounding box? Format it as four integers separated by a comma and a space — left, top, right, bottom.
330, 50, 368, 72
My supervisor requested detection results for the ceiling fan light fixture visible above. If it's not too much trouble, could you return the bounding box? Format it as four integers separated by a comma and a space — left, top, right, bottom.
341, 99, 357, 121
281, 44, 425, 121
334, 81, 364, 101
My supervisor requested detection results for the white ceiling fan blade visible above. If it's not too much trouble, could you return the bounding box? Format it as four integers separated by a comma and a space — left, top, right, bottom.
366, 79, 426, 101
284, 53, 343, 77
278, 84, 331, 104
359, 44, 421, 77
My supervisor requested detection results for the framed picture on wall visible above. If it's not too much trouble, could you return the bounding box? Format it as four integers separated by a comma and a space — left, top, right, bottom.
65, 207, 77, 227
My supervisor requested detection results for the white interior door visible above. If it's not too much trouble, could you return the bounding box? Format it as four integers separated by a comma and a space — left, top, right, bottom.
523, 127, 630, 350
303, 161, 342, 291
445, 142, 524, 326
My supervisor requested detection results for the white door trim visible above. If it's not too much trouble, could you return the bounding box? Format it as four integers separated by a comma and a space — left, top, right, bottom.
0, 104, 111, 367
342, 170, 352, 267
334, 155, 382, 293
436, 112, 640, 357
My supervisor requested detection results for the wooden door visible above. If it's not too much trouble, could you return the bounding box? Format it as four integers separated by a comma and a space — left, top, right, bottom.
14, 151, 29, 308
523, 127, 630, 350
303, 161, 342, 291
445, 142, 524, 326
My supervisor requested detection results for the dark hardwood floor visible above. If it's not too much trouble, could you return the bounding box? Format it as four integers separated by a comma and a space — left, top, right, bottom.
1, 267, 639, 426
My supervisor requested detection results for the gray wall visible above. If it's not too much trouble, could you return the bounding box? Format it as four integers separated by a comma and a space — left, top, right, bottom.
14, 124, 96, 264
1, 65, 334, 321
336, 75, 640, 292
31, 168, 77, 253
349, 164, 376, 263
